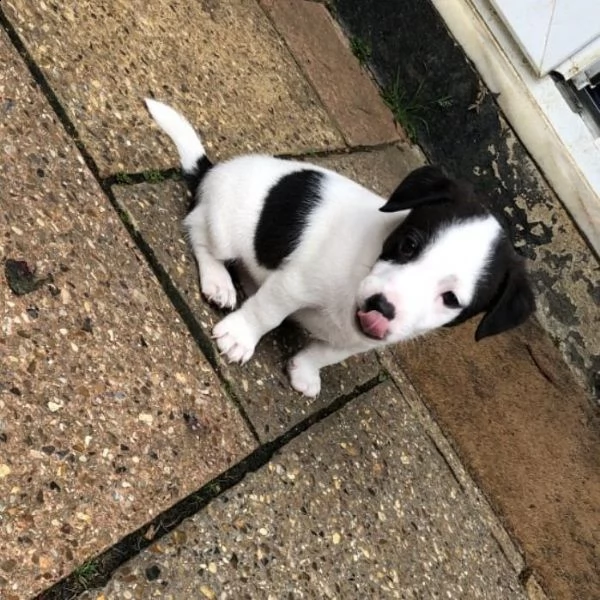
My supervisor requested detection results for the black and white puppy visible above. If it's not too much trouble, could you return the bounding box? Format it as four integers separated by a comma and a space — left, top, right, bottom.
146, 99, 535, 397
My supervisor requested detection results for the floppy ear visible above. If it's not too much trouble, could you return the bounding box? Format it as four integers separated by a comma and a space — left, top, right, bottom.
475, 263, 535, 341
380, 165, 457, 213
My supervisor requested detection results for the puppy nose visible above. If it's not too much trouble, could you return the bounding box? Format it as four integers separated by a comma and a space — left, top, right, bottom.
364, 293, 396, 320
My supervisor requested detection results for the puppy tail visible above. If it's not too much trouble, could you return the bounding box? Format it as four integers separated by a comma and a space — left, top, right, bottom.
144, 98, 213, 197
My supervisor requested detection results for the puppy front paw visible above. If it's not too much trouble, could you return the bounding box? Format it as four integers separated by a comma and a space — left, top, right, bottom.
288, 357, 321, 398
213, 312, 258, 364
201, 268, 237, 309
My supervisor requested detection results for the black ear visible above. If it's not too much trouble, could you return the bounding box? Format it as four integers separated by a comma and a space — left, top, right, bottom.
380, 165, 457, 213
475, 262, 535, 341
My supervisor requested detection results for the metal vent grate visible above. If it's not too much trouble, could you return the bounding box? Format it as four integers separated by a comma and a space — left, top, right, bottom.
554, 69, 600, 138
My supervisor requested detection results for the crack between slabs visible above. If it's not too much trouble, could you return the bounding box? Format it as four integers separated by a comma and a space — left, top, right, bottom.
102, 138, 404, 190
34, 374, 384, 599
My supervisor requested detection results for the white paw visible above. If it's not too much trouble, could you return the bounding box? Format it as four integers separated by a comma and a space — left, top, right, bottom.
288, 357, 322, 398
200, 266, 237, 309
212, 312, 257, 364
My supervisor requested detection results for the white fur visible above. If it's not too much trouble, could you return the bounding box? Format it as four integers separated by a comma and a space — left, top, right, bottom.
146, 99, 500, 397
146, 98, 206, 174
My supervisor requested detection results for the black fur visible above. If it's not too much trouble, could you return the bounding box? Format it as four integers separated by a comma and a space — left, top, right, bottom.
470, 241, 535, 340
380, 193, 489, 265
185, 155, 213, 213
255, 170, 324, 270
380, 165, 459, 213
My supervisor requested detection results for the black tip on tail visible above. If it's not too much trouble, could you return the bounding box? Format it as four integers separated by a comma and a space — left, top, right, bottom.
184, 155, 213, 213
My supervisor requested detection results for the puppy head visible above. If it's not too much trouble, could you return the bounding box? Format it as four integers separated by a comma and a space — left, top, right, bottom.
355, 166, 535, 343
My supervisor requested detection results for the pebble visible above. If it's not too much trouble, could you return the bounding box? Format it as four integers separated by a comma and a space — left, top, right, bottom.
200, 585, 216, 599
138, 413, 153, 425
76, 512, 91, 523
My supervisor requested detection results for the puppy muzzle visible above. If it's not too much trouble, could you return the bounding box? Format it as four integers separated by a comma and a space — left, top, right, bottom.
356, 293, 395, 340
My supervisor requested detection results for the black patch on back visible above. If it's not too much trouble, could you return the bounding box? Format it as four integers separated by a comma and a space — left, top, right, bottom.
185, 155, 213, 213
254, 170, 324, 269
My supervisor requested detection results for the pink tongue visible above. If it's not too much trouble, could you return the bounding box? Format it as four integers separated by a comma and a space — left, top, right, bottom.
357, 310, 389, 339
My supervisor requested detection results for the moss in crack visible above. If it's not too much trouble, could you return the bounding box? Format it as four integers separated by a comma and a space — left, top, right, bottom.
143, 168, 167, 184
119, 208, 133, 228
350, 36, 372, 65
72, 560, 99, 589
114, 172, 133, 184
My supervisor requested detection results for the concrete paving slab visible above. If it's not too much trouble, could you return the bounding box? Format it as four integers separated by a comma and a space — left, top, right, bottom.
0, 30, 255, 599
111, 144, 424, 440
311, 142, 425, 195
2, 0, 343, 176
260, 0, 400, 146
90, 381, 527, 600
380, 320, 600, 600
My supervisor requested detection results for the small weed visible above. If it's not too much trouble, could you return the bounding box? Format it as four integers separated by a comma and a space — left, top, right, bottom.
381, 73, 454, 140
114, 172, 132, 184
143, 169, 165, 183
350, 36, 371, 65
434, 95, 454, 109
73, 560, 99, 588
382, 76, 428, 141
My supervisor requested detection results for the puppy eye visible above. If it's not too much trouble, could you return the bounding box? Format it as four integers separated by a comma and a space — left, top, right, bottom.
399, 232, 421, 259
442, 291, 460, 309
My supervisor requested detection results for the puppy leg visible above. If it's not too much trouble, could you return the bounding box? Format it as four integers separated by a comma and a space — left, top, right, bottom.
187, 223, 236, 309
288, 342, 356, 397
213, 272, 307, 364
